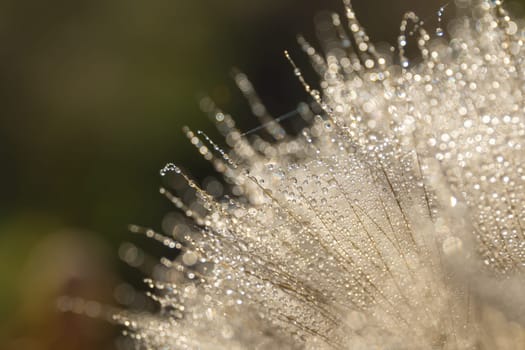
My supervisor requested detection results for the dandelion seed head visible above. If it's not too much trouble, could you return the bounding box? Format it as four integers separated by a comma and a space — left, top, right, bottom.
118, 1, 525, 349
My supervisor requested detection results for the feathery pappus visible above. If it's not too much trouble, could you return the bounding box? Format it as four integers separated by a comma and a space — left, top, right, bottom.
109, 1, 525, 348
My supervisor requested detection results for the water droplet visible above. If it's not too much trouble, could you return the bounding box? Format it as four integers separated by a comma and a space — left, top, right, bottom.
160, 163, 181, 176
436, 5, 447, 37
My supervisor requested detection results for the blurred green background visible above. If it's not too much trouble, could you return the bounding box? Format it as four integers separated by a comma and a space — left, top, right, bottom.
1, 0, 523, 349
